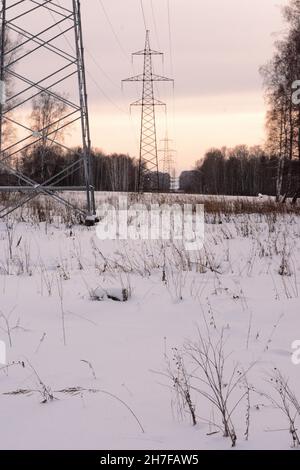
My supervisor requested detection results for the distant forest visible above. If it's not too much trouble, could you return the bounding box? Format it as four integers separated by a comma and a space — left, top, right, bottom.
0, 145, 170, 193
180, 146, 300, 197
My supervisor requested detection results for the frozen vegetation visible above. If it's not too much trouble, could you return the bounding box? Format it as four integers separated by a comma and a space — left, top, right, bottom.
0, 194, 300, 450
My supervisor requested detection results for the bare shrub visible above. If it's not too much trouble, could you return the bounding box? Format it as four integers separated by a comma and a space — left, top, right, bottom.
184, 329, 253, 447
263, 369, 300, 448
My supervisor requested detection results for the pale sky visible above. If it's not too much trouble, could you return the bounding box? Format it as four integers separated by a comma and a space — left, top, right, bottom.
78, 0, 288, 172
11, 0, 289, 172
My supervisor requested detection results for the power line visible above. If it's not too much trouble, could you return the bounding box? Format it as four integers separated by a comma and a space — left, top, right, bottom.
166, 0, 176, 141
49, 3, 126, 110
87, 73, 127, 114
85, 49, 121, 90
97, 0, 128, 61
96, 0, 139, 95
55, 1, 140, 150
54, 0, 120, 89
140, 0, 147, 30
167, 0, 174, 76
150, 0, 160, 49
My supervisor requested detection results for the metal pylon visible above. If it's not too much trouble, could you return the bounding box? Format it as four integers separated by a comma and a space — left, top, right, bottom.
159, 134, 176, 192
160, 135, 176, 175
123, 30, 173, 192
0, 0, 96, 224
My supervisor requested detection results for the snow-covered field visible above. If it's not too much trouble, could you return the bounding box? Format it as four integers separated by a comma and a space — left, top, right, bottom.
0, 197, 300, 450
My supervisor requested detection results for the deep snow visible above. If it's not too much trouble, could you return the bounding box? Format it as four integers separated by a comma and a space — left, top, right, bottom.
0, 210, 300, 450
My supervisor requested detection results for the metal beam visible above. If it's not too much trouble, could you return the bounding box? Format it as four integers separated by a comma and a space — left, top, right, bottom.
0, 0, 97, 224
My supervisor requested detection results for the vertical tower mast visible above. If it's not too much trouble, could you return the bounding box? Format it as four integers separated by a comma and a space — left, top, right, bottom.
159, 134, 176, 192
73, 0, 95, 220
123, 30, 173, 192
0, 0, 96, 224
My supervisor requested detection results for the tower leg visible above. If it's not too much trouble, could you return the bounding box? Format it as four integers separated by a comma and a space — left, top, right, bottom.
0, 0, 98, 225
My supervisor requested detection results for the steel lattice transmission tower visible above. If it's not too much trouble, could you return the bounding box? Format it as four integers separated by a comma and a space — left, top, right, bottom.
160, 136, 176, 174
159, 133, 176, 191
0, 0, 97, 224
123, 30, 173, 192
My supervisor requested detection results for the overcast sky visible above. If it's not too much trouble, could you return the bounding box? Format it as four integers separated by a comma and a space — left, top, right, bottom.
19, 0, 290, 172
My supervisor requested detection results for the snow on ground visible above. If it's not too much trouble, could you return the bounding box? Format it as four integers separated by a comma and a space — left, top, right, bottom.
0, 208, 300, 450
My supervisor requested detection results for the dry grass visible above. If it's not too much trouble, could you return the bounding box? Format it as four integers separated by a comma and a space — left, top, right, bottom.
202, 197, 300, 216
0, 192, 300, 225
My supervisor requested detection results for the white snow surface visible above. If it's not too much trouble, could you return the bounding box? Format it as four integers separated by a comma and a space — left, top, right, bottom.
0, 212, 300, 450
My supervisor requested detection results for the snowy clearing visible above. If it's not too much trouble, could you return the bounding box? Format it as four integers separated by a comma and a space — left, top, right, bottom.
0, 198, 300, 450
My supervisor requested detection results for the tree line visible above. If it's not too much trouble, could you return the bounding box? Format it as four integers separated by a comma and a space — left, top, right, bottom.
259, 0, 300, 200
2, 0, 300, 198
180, 0, 300, 200
0, 144, 171, 193
180, 145, 300, 196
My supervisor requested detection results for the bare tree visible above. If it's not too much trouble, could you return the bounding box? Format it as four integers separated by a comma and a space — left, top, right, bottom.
20, 92, 67, 182
30, 91, 67, 147
261, 0, 300, 202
